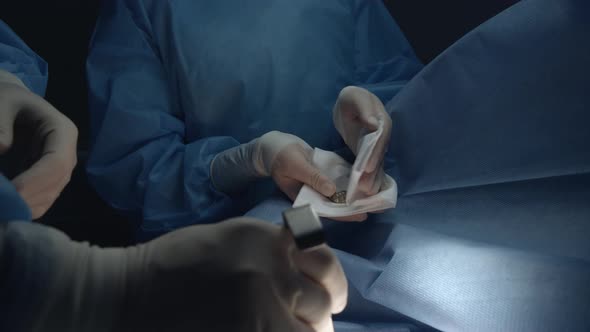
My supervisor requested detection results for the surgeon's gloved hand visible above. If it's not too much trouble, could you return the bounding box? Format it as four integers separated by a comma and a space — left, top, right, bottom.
0, 71, 78, 218
125, 217, 348, 332
256, 131, 340, 201
1, 218, 347, 332
333, 86, 391, 196
212, 131, 337, 200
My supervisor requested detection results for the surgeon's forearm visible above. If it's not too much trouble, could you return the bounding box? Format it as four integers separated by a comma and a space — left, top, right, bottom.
210, 138, 263, 195
0, 222, 132, 332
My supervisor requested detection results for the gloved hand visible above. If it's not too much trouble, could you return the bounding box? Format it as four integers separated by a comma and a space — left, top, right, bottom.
127, 217, 348, 332
0, 70, 78, 218
212, 131, 369, 221
333, 86, 391, 196
1, 218, 348, 332
212, 131, 336, 200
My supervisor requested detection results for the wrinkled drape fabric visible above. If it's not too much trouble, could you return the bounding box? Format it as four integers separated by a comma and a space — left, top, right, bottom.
247, 0, 590, 330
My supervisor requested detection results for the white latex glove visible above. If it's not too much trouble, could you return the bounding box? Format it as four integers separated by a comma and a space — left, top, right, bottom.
254, 131, 338, 200
212, 131, 369, 221
131, 217, 348, 332
0, 218, 348, 332
0, 70, 77, 218
333, 86, 391, 196
211, 131, 336, 200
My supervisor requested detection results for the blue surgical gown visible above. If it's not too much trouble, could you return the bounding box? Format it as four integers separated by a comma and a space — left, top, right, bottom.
246, 0, 590, 331
0, 19, 47, 222
86, 0, 423, 238
0, 20, 48, 97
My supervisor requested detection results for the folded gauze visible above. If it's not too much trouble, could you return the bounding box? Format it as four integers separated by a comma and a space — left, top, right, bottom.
293, 124, 397, 217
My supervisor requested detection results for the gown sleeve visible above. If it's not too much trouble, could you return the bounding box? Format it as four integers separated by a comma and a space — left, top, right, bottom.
86, 1, 243, 239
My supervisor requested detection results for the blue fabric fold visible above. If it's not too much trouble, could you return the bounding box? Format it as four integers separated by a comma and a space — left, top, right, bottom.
247, 0, 590, 330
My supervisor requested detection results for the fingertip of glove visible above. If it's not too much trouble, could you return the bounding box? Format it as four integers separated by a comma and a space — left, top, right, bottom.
320, 182, 336, 197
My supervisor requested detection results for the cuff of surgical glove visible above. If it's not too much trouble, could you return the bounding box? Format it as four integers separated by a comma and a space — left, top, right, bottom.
210, 140, 264, 195
0, 70, 28, 90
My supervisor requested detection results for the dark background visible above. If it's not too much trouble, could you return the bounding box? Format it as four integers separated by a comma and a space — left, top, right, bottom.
0, 0, 518, 245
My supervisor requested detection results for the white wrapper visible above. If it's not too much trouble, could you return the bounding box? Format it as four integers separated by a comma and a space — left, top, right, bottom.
293, 148, 397, 217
